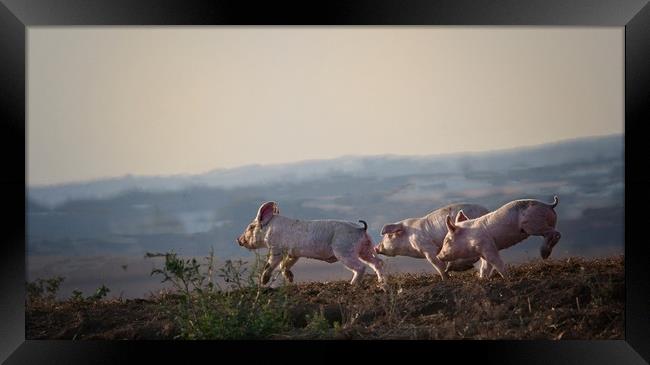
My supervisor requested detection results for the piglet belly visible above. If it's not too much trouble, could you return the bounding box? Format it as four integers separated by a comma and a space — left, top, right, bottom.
495, 231, 529, 250
287, 242, 334, 261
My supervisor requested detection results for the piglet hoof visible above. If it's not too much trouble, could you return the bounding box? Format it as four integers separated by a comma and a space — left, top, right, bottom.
376, 282, 388, 292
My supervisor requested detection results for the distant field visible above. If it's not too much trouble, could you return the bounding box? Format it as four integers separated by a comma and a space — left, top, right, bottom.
26, 256, 623, 340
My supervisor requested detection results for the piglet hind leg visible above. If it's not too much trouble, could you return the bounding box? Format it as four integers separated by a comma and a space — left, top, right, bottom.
521, 211, 560, 260
335, 253, 367, 286
540, 230, 562, 259
359, 247, 387, 288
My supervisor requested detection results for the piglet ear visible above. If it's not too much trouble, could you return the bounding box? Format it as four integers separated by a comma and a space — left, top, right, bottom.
381, 223, 403, 235
446, 215, 457, 233
256, 201, 278, 227
455, 210, 469, 223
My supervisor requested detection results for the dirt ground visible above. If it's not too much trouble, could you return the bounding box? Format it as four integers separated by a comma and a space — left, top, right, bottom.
26, 256, 624, 340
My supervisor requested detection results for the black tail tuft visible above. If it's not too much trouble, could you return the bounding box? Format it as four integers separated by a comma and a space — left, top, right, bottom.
551, 195, 559, 208
358, 220, 368, 231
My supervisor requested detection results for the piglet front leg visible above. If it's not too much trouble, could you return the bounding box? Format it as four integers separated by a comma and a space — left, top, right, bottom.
423, 250, 449, 280
480, 243, 506, 279
261, 252, 283, 285
478, 258, 492, 279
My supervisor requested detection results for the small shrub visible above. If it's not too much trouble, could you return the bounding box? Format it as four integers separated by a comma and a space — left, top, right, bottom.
304, 306, 331, 337
71, 290, 84, 301
147, 251, 207, 299
147, 248, 291, 339
88, 285, 111, 301
26, 276, 65, 305
64, 285, 111, 303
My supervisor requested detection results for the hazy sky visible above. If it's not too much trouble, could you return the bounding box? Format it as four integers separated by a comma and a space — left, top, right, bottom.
28, 27, 623, 186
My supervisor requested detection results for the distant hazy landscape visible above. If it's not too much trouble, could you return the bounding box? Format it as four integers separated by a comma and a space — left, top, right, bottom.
27, 134, 624, 298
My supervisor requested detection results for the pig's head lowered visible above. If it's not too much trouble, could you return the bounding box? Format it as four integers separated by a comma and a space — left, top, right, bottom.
375, 222, 409, 256
437, 210, 474, 261
236, 201, 279, 250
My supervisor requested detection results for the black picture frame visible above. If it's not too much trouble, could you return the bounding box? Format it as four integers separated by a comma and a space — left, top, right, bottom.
1, 0, 649, 363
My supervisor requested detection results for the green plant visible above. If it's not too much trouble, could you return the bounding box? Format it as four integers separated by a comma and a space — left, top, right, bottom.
147, 251, 208, 300
88, 285, 111, 301
71, 290, 84, 301
26, 276, 65, 304
66, 286, 111, 303
380, 279, 407, 326
147, 248, 291, 339
304, 306, 331, 337
333, 321, 343, 334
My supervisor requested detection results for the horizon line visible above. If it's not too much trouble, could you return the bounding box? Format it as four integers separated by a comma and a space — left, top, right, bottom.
28, 132, 623, 189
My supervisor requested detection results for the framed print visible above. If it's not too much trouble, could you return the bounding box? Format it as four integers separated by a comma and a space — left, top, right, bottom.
1, 0, 649, 363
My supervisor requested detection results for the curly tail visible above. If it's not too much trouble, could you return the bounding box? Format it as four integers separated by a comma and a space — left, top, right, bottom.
550, 195, 559, 208
358, 220, 368, 231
